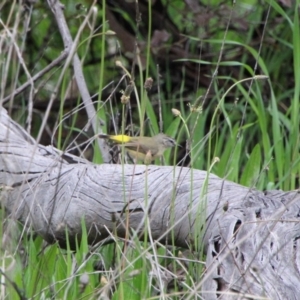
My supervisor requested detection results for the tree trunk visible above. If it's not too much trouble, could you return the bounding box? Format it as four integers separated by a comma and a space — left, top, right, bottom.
0, 107, 299, 299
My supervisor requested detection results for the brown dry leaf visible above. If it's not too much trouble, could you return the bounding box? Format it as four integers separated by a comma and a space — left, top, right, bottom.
151, 29, 170, 48
151, 29, 170, 53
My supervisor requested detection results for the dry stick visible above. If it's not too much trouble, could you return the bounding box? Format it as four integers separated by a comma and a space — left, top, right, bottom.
0, 17, 34, 129
47, 0, 110, 162
22, 6, 34, 134
156, 64, 163, 133
1, 4, 34, 133
2, 50, 69, 104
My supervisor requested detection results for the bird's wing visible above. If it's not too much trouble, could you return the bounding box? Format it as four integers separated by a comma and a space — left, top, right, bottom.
122, 142, 159, 157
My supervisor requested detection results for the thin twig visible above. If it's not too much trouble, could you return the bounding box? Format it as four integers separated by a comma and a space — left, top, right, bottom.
2, 50, 68, 104
0, 16, 34, 131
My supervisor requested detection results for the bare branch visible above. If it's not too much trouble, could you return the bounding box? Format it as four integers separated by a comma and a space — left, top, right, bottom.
46, 0, 110, 162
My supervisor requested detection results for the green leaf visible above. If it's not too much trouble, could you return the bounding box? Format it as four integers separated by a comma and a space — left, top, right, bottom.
240, 144, 261, 187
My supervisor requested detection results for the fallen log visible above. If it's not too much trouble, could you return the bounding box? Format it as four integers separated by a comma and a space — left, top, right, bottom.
1, 107, 299, 299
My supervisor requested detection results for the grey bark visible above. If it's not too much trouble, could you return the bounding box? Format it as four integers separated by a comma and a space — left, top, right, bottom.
0, 107, 300, 299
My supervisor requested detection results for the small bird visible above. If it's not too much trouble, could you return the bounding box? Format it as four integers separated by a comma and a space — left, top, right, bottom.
98, 133, 177, 162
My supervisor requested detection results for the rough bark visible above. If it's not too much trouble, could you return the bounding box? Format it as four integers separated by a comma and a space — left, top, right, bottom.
1, 107, 300, 299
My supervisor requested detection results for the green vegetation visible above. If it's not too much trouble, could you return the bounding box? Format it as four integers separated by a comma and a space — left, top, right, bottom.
0, 0, 299, 298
